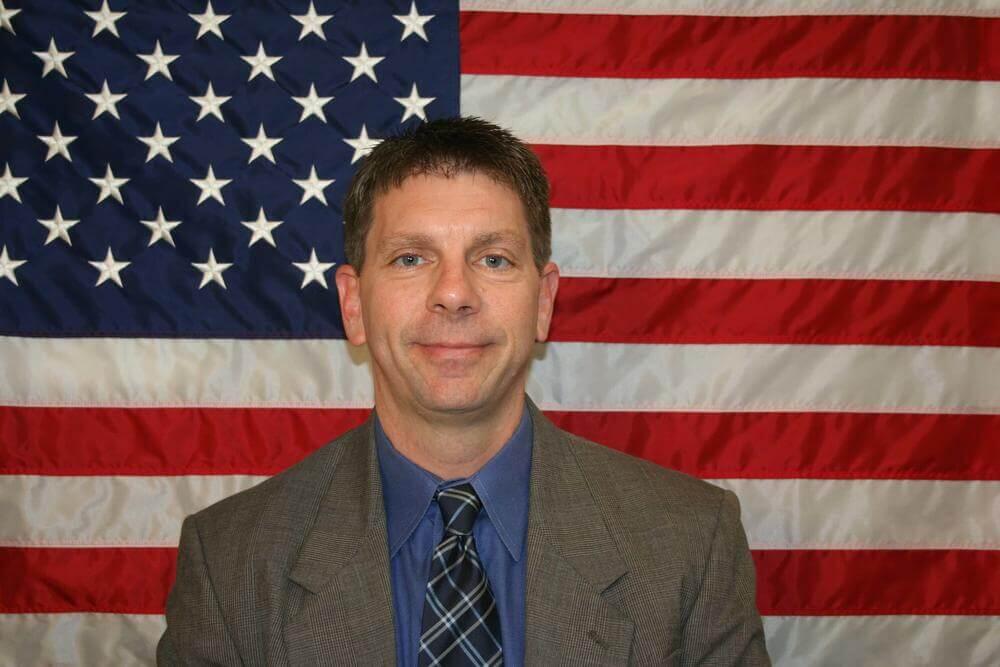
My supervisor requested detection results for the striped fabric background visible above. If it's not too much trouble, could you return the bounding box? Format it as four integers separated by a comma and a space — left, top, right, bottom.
3, 0, 999, 664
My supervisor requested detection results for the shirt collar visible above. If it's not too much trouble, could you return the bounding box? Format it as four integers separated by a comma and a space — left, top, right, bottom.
375, 404, 533, 562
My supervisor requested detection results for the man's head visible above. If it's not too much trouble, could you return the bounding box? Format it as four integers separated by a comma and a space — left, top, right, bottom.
335, 117, 559, 423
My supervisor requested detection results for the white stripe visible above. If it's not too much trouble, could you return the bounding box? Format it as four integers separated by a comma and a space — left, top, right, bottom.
710, 479, 1000, 550
460, 0, 1000, 18
762, 616, 1000, 666
1, 613, 996, 666
3, 338, 999, 413
462, 75, 1000, 149
4, 476, 997, 549
0, 613, 164, 666
552, 209, 1000, 282
0, 475, 265, 547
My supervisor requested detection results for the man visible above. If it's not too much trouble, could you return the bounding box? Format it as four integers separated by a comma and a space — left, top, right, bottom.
158, 117, 769, 666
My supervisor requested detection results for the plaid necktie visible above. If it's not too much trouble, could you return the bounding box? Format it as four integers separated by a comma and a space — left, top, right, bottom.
418, 483, 504, 666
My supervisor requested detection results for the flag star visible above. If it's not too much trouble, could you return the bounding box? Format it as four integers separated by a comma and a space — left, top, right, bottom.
293, 165, 334, 205
89, 164, 129, 205
394, 2, 433, 42
242, 42, 282, 82
138, 40, 179, 80
34, 38, 74, 78
344, 124, 381, 164
293, 249, 336, 289
241, 124, 282, 164
38, 205, 80, 246
0, 79, 25, 118
0, 245, 27, 287
84, 0, 125, 38
89, 247, 130, 287
38, 122, 77, 162
140, 207, 182, 246
0, 163, 27, 202
395, 83, 434, 123
190, 1, 229, 40
86, 79, 127, 120
192, 248, 232, 289
343, 42, 384, 83
241, 208, 283, 247
292, 1, 332, 41
191, 165, 231, 205
292, 83, 333, 123
138, 123, 179, 163
0, 245, 26, 285
0, 0, 20, 34
190, 82, 231, 122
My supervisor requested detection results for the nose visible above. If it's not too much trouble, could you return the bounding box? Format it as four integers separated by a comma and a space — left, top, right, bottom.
427, 257, 481, 315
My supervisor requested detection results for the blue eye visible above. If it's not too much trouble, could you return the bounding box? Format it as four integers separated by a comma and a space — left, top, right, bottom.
482, 255, 511, 269
393, 254, 424, 267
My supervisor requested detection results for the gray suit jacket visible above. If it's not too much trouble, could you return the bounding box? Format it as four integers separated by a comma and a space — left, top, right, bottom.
158, 398, 769, 665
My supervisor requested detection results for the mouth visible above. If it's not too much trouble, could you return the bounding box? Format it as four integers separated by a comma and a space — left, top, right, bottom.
415, 342, 490, 360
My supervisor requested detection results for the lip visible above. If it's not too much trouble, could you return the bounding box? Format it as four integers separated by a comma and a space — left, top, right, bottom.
416, 342, 489, 359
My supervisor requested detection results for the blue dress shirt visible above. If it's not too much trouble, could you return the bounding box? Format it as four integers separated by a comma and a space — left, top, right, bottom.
375, 407, 532, 667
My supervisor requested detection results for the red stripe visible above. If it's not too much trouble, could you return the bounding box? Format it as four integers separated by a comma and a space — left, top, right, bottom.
753, 549, 1000, 615
460, 12, 1000, 81
0, 547, 175, 614
552, 277, 1000, 347
4, 407, 997, 480
536, 144, 1000, 212
4, 547, 996, 615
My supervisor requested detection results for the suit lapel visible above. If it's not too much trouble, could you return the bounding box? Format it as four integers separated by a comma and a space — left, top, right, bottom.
284, 420, 397, 665
524, 400, 635, 664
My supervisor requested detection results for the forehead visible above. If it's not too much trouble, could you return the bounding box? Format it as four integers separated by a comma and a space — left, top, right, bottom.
370, 171, 528, 238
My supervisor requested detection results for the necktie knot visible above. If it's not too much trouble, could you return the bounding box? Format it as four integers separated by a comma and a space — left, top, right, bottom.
435, 483, 482, 536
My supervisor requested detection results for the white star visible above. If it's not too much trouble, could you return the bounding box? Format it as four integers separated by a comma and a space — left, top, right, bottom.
138, 123, 180, 163
292, 1, 332, 41
293, 249, 336, 289
293, 165, 334, 205
89, 247, 130, 287
344, 124, 381, 164
37, 206, 80, 246
241, 124, 282, 164
84, 0, 126, 38
191, 165, 231, 205
0, 163, 27, 202
86, 79, 127, 120
190, 82, 231, 122
343, 42, 384, 83
38, 122, 77, 162
242, 42, 282, 82
393, 2, 433, 42
89, 164, 129, 205
394, 83, 434, 123
140, 207, 182, 247
34, 38, 74, 78
0, 79, 25, 118
138, 40, 179, 80
292, 83, 333, 123
0, 0, 21, 34
192, 248, 232, 289
241, 208, 283, 247
0, 245, 27, 285
189, 1, 229, 40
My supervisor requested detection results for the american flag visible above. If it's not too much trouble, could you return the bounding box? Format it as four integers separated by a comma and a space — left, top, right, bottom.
1, 0, 998, 664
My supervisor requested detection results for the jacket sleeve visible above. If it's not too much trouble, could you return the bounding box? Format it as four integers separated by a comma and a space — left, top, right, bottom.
157, 514, 242, 666
680, 489, 771, 666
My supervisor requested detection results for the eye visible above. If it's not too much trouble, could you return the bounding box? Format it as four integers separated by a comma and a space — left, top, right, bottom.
392, 254, 425, 267
481, 254, 512, 269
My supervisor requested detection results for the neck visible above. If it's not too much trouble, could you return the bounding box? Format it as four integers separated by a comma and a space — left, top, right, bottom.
374, 391, 525, 480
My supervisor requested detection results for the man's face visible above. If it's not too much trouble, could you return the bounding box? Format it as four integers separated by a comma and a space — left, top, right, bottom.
335, 171, 559, 420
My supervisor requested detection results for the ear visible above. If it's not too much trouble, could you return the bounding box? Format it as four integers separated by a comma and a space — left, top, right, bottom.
535, 261, 560, 342
335, 264, 367, 346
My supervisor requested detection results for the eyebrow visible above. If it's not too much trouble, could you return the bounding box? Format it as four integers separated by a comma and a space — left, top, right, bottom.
376, 231, 526, 256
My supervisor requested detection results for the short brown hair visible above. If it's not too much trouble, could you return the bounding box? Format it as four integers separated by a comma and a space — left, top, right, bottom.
341, 117, 551, 273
